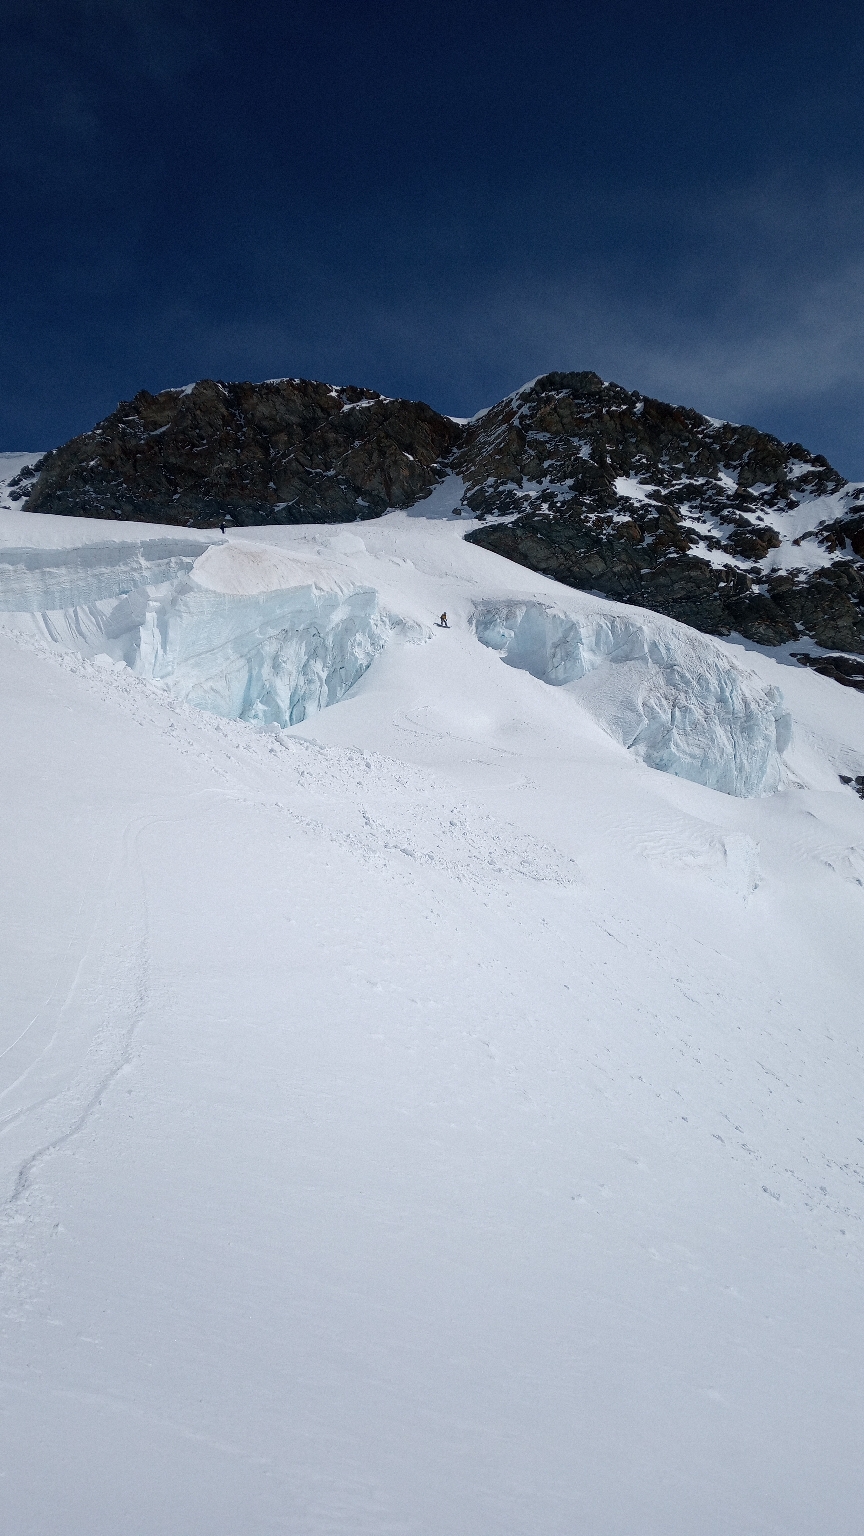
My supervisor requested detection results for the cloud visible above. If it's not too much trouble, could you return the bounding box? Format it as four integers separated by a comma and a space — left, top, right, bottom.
345, 174, 864, 429
487, 263, 864, 415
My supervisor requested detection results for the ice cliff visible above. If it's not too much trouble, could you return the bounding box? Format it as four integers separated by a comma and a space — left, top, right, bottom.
0, 535, 791, 794
0, 539, 395, 727
473, 598, 791, 796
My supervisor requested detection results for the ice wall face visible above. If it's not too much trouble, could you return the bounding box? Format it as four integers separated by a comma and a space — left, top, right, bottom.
473, 599, 791, 796
123, 577, 389, 726
0, 540, 393, 727
0, 538, 205, 612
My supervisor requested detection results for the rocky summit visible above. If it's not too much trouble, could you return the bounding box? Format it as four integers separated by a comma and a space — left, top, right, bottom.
12, 377, 461, 527
459, 372, 864, 656
10, 368, 864, 660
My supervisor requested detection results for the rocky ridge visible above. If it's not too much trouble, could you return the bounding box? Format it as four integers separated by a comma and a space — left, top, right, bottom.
459, 372, 864, 656
11, 377, 460, 527
8, 369, 864, 663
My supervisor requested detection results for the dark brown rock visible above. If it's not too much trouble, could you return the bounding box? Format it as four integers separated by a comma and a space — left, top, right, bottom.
796, 654, 864, 692
25, 377, 463, 527
463, 372, 864, 656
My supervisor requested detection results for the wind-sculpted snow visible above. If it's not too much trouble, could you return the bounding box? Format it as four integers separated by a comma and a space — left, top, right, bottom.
473, 598, 792, 796
0, 539, 397, 726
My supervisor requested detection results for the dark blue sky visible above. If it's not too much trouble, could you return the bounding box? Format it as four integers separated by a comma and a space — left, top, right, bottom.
4, 1, 864, 474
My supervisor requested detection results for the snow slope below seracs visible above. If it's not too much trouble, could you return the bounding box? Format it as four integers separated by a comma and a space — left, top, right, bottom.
2, 481, 864, 1536
0, 482, 788, 793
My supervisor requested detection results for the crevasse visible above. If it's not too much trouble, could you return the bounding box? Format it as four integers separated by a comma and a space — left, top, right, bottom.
0, 539, 792, 793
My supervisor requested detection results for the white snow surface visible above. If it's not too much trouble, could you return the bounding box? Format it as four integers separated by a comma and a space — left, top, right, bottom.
0, 494, 786, 788
1, 477, 864, 1535
613, 472, 661, 501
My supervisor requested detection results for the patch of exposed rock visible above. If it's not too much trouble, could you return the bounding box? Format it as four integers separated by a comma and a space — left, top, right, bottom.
13, 378, 461, 527
792, 653, 864, 692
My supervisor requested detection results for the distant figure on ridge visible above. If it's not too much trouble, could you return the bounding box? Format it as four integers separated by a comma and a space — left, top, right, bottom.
439, 612, 449, 628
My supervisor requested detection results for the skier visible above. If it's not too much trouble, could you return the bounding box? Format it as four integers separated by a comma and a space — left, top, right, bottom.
439, 612, 449, 628
220, 520, 226, 535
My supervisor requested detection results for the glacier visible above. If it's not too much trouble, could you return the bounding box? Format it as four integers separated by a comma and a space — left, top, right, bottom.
2, 498, 864, 1536
0, 538, 396, 726
473, 598, 792, 796
0, 535, 793, 792
0, 536, 205, 611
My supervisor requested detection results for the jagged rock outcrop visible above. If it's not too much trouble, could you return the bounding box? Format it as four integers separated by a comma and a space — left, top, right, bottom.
11, 368, 864, 663
12, 378, 461, 527
460, 372, 864, 657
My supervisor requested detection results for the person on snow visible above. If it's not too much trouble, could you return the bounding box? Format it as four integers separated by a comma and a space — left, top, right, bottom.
440, 612, 449, 628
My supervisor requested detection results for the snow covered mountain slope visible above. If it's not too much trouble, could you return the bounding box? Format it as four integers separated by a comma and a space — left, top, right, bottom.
461, 372, 864, 656
1, 485, 863, 1536
0, 508, 788, 792
8, 369, 864, 665
461, 373, 864, 654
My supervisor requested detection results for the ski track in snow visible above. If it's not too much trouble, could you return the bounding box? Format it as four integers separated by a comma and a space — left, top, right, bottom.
0, 490, 863, 1535
1, 805, 153, 1287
